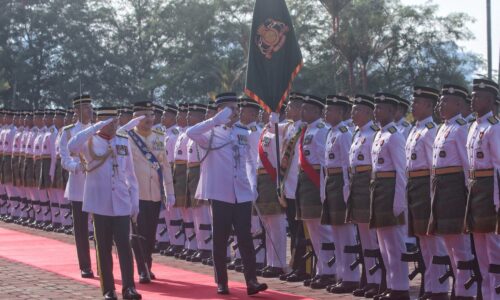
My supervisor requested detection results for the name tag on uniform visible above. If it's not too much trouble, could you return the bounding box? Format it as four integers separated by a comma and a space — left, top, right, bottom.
116, 145, 128, 156
152, 140, 164, 151
237, 135, 247, 145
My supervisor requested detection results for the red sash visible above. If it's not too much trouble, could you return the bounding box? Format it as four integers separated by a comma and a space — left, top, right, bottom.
298, 127, 320, 188
258, 128, 277, 182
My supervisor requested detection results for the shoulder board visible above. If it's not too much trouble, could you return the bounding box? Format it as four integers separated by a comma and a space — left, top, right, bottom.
250, 125, 257, 132
402, 121, 410, 127
116, 133, 128, 139
63, 124, 75, 131
370, 124, 380, 131
153, 129, 165, 136
50, 127, 55, 133
235, 123, 249, 130
456, 118, 466, 126
171, 128, 179, 135
388, 126, 397, 134
316, 122, 325, 129
468, 118, 476, 123
425, 122, 435, 129
488, 116, 499, 125
339, 126, 348, 133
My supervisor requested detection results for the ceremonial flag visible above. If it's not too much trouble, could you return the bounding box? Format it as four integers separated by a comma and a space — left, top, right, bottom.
245, 0, 303, 112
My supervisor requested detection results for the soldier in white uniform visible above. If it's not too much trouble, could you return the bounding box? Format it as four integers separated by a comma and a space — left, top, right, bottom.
24, 112, 39, 227
405, 86, 449, 300
395, 96, 412, 139
466, 78, 500, 300
347, 95, 382, 298
18, 111, 33, 225
321, 95, 360, 294
68, 107, 141, 300
0, 109, 7, 219
60, 95, 95, 278
10, 111, 25, 222
428, 84, 476, 299
187, 92, 268, 296
32, 109, 50, 228
1, 110, 17, 222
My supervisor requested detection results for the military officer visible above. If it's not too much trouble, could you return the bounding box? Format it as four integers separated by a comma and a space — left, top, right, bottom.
466, 78, 500, 300
428, 84, 476, 299
406, 86, 449, 299
31, 109, 49, 228
395, 97, 412, 139
0, 109, 8, 218
17, 111, 32, 225
347, 95, 382, 298
59, 95, 94, 278
21, 111, 35, 225
68, 107, 141, 300
1, 110, 17, 222
10, 111, 25, 222
186, 92, 267, 296
321, 95, 360, 294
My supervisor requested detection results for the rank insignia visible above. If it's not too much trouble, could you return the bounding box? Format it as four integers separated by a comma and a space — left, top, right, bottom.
425, 122, 435, 129
329, 153, 335, 159
237, 134, 248, 145
411, 153, 417, 160
339, 126, 348, 133
317, 122, 325, 129
250, 126, 257, 132
388, 126, 397, 134
378, 158, 384, 164
116, 145, 128, 156
304, 150, 310, 156
477, 152, 484, 159
357, 154, 364, 161
456, 118, 466, 126
304, 135, 313, 145
439, 150, 446, 158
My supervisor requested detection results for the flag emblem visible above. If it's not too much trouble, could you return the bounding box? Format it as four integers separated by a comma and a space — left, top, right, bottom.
256, 18, 289, 59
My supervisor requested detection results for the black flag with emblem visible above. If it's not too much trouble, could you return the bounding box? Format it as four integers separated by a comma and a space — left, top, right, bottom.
245, 0, 303, 112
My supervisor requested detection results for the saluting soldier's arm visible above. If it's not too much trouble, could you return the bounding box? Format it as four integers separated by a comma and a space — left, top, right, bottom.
68, 119, 113, 154
186, 119, 214, 148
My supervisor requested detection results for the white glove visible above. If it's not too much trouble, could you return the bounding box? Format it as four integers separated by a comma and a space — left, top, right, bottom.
131, 213, 138, 224
393, 205, 405, 217
92, 118, 114, 132
269, 112, 280, 125
212, 107, 233, 125
166, 194, 176, 209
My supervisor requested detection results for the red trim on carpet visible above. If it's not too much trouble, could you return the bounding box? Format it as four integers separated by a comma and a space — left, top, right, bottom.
0, 227, 311, 299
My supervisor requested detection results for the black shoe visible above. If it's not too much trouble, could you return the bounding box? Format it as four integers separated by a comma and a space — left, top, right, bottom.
329, 280, 359, 294
138, 272, 151, 284
235, 264, 244, 273
217, 283, 229, 295
310, 274, 336, 289
374, 289, 391, 300
186, 250, 200, 261
192, 250, 211, 263
122, 287, 142, 300
303, 275, 319, 286
362, 283, 381, 298
81, 268, 94, 278
103, 290, 117, 300
279, 269, 295, 281
429, 292, 449, 300
256, 265, 271, 277
207, 258, 214, 266
262, 267, 284, 278
287, 271, 310, 282
380, 290, 410, 300
227, 258, 241, 270
246, 279, 268, 296
149, 271, 156, 280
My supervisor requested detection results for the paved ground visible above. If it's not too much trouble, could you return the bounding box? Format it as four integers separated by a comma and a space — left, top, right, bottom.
0, 221, 423, 299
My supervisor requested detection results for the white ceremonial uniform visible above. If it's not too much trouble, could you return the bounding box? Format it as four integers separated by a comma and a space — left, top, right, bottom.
348, 120, 381, 284
432, 113, 475, 297
19, 127, 31, 219
34, 126, 49, 221
24, 127, 38, 218
321, 121, 359, 282
466, 111, 500, 300
43, 125, 59, 225
2, 124, 17, 212
11, 126, 24, 218
0, 124, 7, 215
396, 118, 412, 139
405, 116, 449, 294
54, 128, 72, 226
371, 122, 409, 291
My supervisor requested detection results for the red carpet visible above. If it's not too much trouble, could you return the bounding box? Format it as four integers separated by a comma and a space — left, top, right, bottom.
0, 227, 311, 299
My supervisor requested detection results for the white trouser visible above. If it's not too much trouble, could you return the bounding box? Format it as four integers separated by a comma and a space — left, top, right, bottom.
332, 223, 360, 282
357, 223, 381, 284
474, 232, 500, 300
165, 206, 184, 246
260, 214, 287, 269
418, 234, 449, 293
377, 225, 409, 291
441, 234, 476, 297
192, 205, 212, 250
181, 207, 197, 250
303, 218, 336, 276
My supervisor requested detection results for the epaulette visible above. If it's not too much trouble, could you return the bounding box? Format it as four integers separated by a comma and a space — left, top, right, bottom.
116, 132, 128, 139
235, 123, 248, 130
153, 129, 165, 136
339, 126, 348, 133
50, 127, 55, 133
63, 124, 75, 131
316, 122, 325, 129
468, 118, 476, 123
402, 121, 410, 127
425, 122, 435, 129
388, 126, 397, 134
456, 118, 466, 126
171, 128, 179, 135
250, 125, 257, 132
488, 116, 499, 125
370, 124, 380, 131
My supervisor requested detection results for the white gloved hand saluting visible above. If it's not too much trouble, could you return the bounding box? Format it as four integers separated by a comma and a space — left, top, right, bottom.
92, 118, 114, 133
269, 112, 280, 125
212, 107, 233, 125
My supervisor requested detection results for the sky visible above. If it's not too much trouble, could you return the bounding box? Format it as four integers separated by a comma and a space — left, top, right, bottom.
401, 0, 499, 77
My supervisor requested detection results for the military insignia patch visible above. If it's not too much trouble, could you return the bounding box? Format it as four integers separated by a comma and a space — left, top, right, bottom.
357, 154, 364, 161
255, 18, 289, 59
262, 137, 271, 146
402, 121, 410, 127
456, 118, 466, 126
329, 153, 335, 159
425, 122, 435, 129
116, 145, 128, 156
317, 122, 325, 129
237, 134, 248, 145
172, 128, 179, 135
304, 135, 313, 145
411, 153, 417, 160
488, 116, 499, 125
378, 158, 384, 164
477, 152, 484, 159
339, 126, 348, 133
304, 150, 310, 156
250, 126, 257, 132
370, 125, 380, 131
388, 126, 397, 134
439, 151, 446, 158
